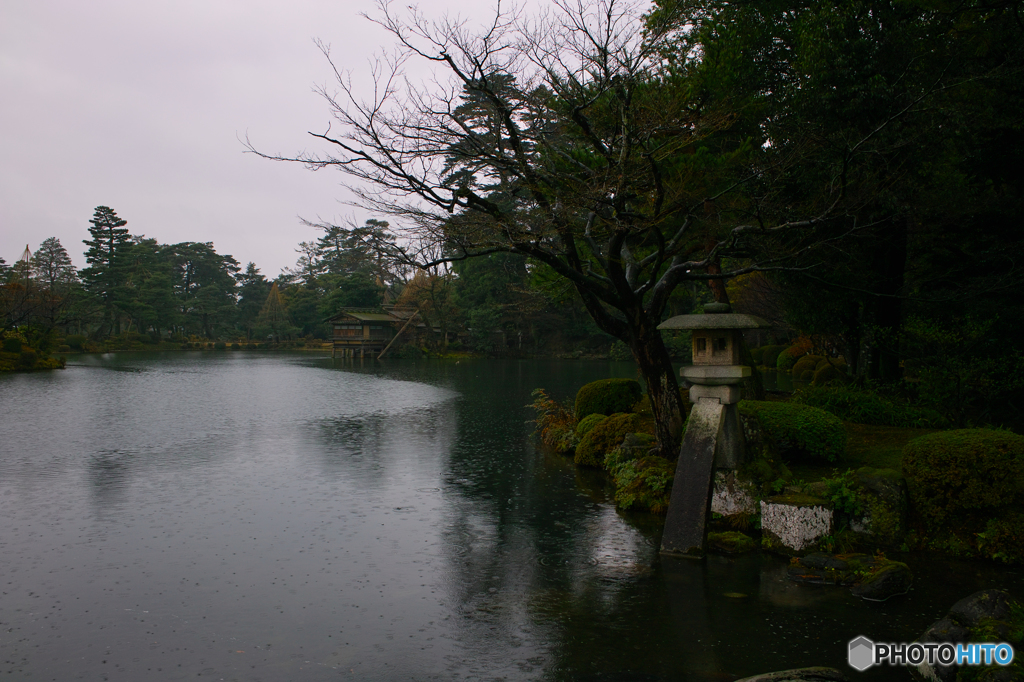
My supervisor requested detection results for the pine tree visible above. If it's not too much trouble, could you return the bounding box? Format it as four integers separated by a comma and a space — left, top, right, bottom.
81, 206, 131, 335
30, 237, 78, 328
254, 282, 294, 341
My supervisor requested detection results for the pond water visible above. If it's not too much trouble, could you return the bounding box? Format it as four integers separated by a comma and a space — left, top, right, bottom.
1, 353, 1021, 682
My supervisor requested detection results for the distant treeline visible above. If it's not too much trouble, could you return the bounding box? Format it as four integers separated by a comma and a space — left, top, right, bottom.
2, 206, 688, 354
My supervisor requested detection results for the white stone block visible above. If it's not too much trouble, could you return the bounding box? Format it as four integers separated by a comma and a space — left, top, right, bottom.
760, 498, 833, 551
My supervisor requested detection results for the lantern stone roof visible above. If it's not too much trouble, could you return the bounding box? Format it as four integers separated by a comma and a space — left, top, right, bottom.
658, 312, 771, 331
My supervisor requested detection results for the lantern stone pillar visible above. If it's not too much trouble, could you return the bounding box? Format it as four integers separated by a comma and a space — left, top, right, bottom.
657, 303, 769, 557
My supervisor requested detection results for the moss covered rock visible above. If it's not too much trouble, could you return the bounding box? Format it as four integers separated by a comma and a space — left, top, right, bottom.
739, 400, 846, 462
575, 413, 607, 437
574, 378, 643, 421
707, 531, 757, 554
904, 429, 1024, 532
848, 468, 907, 547
575, 413, 641, 467
915, 590, 1024, 682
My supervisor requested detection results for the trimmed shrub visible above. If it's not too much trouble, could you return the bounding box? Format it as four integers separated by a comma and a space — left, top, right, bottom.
738, 400, 846, 462
231, 343, 240, 349
576, 413, 607, 437
903, 429, 1024, 532
761, 345, 786, 368
3, 337, 22, 353
750, 346, 765, 364
58, 344, 71, 353
214, 341, 227, 350
792, 355, 824, 377
798, 370, 815, 382
575, 413, 640, 467
791, 385, 946, 428
608, 455, 674, 514
575, 378, 642, 421
776, 346, 804, 371
811, 364, 847, 386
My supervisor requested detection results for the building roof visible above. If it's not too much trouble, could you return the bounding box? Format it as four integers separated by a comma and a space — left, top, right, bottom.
658, 312, 771, 330
341, 312, 395, 322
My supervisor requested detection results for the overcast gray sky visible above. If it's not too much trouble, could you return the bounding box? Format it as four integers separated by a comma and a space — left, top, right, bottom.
1, 0, 503, 276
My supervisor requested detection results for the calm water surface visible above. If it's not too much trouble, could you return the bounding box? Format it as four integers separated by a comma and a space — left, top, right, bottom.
1, 353, 1020, 681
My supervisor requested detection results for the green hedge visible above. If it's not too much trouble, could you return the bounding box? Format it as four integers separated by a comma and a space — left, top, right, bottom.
792, 385, 946, 427
575, 413, 640, 467
575, 378, 642, 421
738, 400, 846, 462
776, 346, 805, 371
575, 413, 607, 437
750, 347, 765, 364
792, 355, 824, 377
903, 429, 1024, 532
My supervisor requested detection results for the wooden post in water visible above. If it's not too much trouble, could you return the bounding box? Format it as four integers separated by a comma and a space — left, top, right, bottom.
378, 309, 420, 359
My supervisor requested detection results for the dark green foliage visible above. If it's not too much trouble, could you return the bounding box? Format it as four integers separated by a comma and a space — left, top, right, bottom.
903, 429, 1024, 531
528, 388, 579, 454
792, 385, 946, 428
607, 454, 674, 514
739, 400, 846, 462
776, 345, 806, 371
979, 513, 1024, 564
214, 341, 226, 350
575, 413, 641, 467
819, 469, 864, 516
811, 364, 847, 386
17, 349, 37, 369
65, 334, 86, 350
575, 413, 607, 437
574, 378, 643, 421
760, 345, 786, 368
798, 370, 814, 382
396, 344, 422, 359
750, 347, 765, 364
3, 337, 21, 353
608, 341, 631, 360
792, 354, 824, 377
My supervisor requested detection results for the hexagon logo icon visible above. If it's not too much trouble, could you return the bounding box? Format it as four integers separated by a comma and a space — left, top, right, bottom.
849, 636, 875, 671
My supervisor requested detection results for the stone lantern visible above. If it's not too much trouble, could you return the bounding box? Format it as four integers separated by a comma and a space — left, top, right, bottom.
656, 302, 770, 557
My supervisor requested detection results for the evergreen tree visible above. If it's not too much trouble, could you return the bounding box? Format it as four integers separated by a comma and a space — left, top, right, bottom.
81, 206, 131, 335
254, 283, 295, 341
235, 262, 270, 340
29, 237, 78, 329
117, 238, 178, 336
164, 242, 240, 338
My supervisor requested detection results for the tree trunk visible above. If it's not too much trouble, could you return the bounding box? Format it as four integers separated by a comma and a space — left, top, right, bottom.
627, 323, 685, 459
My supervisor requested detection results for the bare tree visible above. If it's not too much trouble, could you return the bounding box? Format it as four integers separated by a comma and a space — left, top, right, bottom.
249, 0, 835, 454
